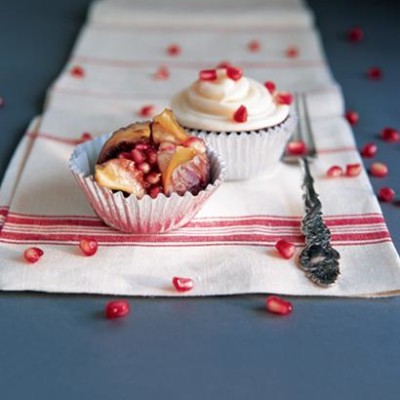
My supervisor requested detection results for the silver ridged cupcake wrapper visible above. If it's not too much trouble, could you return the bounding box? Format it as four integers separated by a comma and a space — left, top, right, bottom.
69, 132, 226, 234
188, 113, 297, 181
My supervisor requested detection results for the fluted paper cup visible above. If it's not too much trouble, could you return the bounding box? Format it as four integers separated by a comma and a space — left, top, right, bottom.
187, 113, 296, 181
69, 133, 226, 234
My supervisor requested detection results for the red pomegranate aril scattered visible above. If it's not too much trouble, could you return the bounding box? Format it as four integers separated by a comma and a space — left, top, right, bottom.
347, 26, 364, 43
264, 81, 276, 94
70, 66, 85, 78
286, 46, 299, 58
276, 92, 293, 105
378, 187, 395, 202
367, 67, 383, 80
137, 162, 151, 174
154, 66, 170, 80
139, 105, 155, 117
326, 165, 343, 178
146, 149, 158, 165
381, 127, 400, 142
79, 238, 98, 256
233, 105, 248, 123
247, 39, 261, 52
131, 148, 145, 164
80, 132, 92, 142
118, 152, 132, 160
370, 162, 388, 178
360, 142, 377, 158
145, 172, 161, 185
275, 239, 296, 259
266, 296, 293, 316
345, 110, 359, 125
166, 44, 181, 56
172, 277, 194, 292
346, 163, 362, 177
23, 247, 44, 263
216, 61, 231, 69
226, 66, 243, 81
149, 186, 163, 199
286, 140, 306, 156
105, 300, 130, 319
199, 69, 217, 81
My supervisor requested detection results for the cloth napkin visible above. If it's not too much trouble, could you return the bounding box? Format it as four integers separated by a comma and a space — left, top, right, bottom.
1, 0, 400, 298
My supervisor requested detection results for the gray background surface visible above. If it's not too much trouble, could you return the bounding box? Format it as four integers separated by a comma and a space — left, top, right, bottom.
1, 1, 400, 399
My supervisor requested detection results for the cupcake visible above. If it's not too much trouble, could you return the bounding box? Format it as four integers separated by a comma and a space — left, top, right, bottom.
171, 65, 296, 180
69, 109, 225, 233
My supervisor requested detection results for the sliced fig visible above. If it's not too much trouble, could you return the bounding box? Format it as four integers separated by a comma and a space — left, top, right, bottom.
97, 122, 151, 164
152, 109, 189, 145
95, 159, 145, 198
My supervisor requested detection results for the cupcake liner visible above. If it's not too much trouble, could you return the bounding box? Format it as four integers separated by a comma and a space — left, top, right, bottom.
187, 113, 297, 181
69, 133, 226, 234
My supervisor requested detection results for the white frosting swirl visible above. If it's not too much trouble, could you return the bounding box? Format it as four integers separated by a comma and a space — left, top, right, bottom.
171, 69, 290, 131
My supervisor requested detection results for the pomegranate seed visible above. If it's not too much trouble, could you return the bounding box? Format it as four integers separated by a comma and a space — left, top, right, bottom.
345, 110, 359, 125
135, 143, 149, 151
79, 238, 98, 256
275, 92, 293, 105
0, 97, 5, 108
166, 44, 181, 56
172, 277, 194, 292
70, 66, 85, 78
286, 140, 306, 156
154, 65, 170, 80
131, 148, 145, 163
117, 152, 132, 160
183, 137, 206, 153
137, 162, 151, 174
378, 187, 395, 202
285, 46, 299, 58
367, 67, 383, 80
381, 127, 400, 142
266, 296, 293, 316
105, 300, 130, 319
145, 149, 157, 165
80, 132, 92, 142
326, 165, 343, 178
23, 247, 44, 263
233, 105, 248, 123
226, 66, 243, 81
216, 61, 231, 69
138, 105, 155, 118
360, 142, 377, 158
275, 239, 296, 259
346, 163, 362, 177
264, 81, 276, 94
347, 26, 364, 42
247, 39, 261, 52
149, 186, 163, 199
145, 172, 161, 185
370, 162, 388, 177
199, 69, 217, 81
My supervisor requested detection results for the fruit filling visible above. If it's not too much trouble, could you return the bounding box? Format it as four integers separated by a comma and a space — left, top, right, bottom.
95, 109, 210, 199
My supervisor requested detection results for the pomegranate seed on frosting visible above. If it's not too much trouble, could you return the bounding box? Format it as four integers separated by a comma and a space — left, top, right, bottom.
199, 69, 217, 81
247, 39, 261, 52
367, 67, 383, 80
276, 92, 293, 105
138, 105, 155, 118
275, 239, 296, 259
266, 296, 293, 316
172, 277, 194, 292
346, 163, 362, 177
347, 26, 364, 42
286, 140, 306, 156
105, 300, 130, 319
378, 187, 395, 202
166, 44, 181, 56
381, 127, 400, 142
326, 165, 343, 178
345, 110, 359, 125
233, 105, 248, 123
79, 238, 98, 256
154, 66, 170, 80
286, 46, 299, 58
70, 66, 85, 78
360, 143, 377, 158
23, 247, 44, 263
370, 162, 388, 177
226, 66, 243, 81
264, 81, 276, 94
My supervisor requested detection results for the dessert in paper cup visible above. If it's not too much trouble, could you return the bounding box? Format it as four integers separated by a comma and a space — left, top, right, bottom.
171, 65, 296, 180
69, 109, 226, 234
